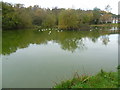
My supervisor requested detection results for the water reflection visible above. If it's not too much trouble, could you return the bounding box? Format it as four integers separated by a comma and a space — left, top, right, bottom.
2, 27, 119, 88
100, 35, 110, 45
2, 27, 119, 55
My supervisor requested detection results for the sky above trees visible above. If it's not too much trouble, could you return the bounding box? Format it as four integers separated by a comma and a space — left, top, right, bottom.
3, 0, 119, 14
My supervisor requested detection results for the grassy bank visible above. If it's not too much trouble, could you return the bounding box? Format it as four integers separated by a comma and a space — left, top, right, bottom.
54, 69, 119, 88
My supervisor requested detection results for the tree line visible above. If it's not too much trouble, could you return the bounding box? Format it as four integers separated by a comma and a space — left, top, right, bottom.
2, 2, 116, 30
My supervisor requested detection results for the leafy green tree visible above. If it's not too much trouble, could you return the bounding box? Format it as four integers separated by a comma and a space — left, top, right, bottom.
2, 2, 32, 29
42, 12, 56, 28
92, 7, 101, 24
15, 7, 32, 28
31, 7, 46, 26
81, 11, 93, 24
2, 2, 18, 29
58, 9, 79, 30
52, 7, 64, 25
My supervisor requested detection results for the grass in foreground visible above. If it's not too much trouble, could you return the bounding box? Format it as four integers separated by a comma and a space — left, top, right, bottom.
54, 69, 118, 88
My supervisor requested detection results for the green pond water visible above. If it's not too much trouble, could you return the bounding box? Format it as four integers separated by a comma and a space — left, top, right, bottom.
2, 27, 119, 88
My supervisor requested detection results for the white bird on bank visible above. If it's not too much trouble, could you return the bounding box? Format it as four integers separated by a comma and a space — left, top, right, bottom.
48, 31, 51, 34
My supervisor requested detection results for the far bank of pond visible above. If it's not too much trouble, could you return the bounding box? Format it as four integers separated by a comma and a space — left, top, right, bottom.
90, 23, 118, 27
34, 24, 119, 31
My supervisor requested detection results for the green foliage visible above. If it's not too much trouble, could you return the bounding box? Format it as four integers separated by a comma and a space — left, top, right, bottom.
54, 70, 118, 88
32, 8, 46, 26
2, 1, 115, 30
2, 2, 32, 30
92, 11, 101, 24
42, 12, 56, 28
81, 11, 93, 24
15, 9, 32, 28
58, 9, 79, 30
2, 2, 16, 29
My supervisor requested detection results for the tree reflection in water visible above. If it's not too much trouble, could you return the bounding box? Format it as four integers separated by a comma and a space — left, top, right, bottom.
2, 27, 119, 55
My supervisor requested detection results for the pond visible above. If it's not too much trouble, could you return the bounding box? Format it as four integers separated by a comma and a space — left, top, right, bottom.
2, 27, 119, 88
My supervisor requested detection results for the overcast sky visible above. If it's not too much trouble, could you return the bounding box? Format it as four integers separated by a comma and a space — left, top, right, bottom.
3, 0, 119, 14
